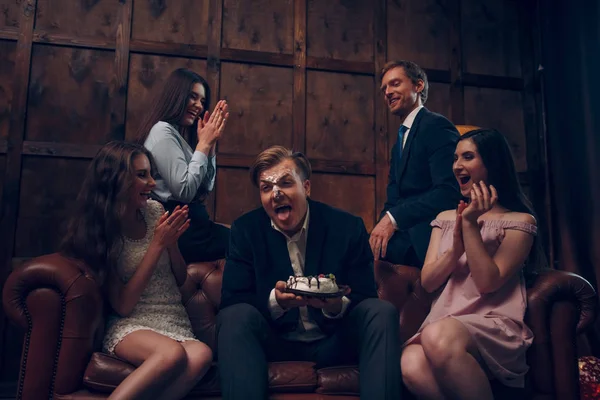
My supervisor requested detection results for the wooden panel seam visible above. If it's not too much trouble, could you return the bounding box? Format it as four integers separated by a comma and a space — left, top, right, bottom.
293, 0, 307, 153
449, 0, 465, 124
207, 0, 224, 220
111, 0, 134, 140
0, 31, 18, 41
0, 0, 38, 375
373, 0, 387, 222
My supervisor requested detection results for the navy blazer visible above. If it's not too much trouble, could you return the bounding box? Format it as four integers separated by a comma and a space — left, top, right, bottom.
220, 199, 378, 335
381, 107, 462, 261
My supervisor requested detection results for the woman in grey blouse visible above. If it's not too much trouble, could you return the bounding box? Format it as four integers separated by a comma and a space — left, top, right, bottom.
135, 68, 230, 263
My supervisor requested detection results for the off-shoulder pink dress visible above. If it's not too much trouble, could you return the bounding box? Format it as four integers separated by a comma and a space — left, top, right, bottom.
404, 219, 536, 388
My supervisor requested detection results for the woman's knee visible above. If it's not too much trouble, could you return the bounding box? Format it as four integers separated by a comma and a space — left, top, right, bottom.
185, 341, 213, 376
420, 320, 470, 368
401, 346, 430, 389
153, 341, 188, 375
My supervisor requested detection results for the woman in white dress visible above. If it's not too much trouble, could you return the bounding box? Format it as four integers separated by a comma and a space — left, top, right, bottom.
61, 141, 212, 400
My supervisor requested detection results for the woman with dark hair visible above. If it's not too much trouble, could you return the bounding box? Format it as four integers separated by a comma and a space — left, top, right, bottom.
61, 141, 212, 399
400, 129, 545, 399
135, 67, 230, 263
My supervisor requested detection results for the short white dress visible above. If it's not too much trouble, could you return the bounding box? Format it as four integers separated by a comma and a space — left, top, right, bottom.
103, 200, 198, 354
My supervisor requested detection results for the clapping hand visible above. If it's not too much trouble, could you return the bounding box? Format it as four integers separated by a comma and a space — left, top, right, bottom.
450, 200, 467, 259
196, 100, 229, 155
152, 205, 190, 249
462, 181, 497, 224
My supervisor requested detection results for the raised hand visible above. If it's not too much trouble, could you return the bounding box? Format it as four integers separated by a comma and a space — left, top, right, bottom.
451, 200, 467, 258
274, 281, 308, 309
152, 205, 190, 249
462, 181, 498, 224
196, 100, 229, 155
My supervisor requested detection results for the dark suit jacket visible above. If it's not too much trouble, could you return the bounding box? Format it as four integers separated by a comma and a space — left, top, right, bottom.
381, 107, 462, 262
220, 199, 378, 336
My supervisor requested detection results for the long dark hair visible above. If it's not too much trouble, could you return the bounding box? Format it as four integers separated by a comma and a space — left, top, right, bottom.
134, 68, 211, 146
459, 129, 548, 277
60, 141, 155, 279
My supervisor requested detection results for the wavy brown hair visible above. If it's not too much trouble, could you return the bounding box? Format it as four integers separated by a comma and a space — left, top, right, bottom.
60, 141, 154, 279
134, 68, 211, 146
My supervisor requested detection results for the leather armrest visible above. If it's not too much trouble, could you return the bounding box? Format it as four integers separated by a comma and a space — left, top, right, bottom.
2, 253, 104, 399
526, 269, 598, 399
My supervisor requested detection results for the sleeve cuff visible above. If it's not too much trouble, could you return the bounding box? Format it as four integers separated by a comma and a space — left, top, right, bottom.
322, 296, 351, 319
192, 150, 209, 165
268, 289, 287, 320
386, 211, 399, 230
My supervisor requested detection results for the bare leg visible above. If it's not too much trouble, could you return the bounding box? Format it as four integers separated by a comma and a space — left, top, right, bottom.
420, 318, 493, 400
109, 330, 188, 400
156, 340, 213, 400
401, 344, 446, 400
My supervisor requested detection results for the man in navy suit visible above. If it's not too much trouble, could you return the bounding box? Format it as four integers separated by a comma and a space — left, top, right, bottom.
217, 146, 401, 400
370, 60, 462, 267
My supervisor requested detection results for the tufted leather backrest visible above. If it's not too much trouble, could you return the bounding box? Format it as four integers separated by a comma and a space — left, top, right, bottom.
374, 261, 435, 342
179, 260, 225, 353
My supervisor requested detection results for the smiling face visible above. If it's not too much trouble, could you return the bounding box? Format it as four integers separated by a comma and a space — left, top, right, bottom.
259, 159, 310, 237
128, 154, 156, 210
453, 138, 489, 198
180, 82, 206, 126
380, 66, 423, 118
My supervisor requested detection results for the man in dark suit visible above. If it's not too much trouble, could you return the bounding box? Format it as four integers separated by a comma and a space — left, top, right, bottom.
217, 146, 401, 400
370, 60, 462, 267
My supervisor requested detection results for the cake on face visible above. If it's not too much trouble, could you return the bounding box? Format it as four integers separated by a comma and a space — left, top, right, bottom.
286, 274, 339, 294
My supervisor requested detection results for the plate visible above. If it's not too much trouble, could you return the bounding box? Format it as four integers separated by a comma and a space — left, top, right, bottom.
284, 285, 350, 299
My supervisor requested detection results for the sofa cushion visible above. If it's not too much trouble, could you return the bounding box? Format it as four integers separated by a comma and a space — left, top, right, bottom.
316, 365, 359, 395
83, 353, 318, 395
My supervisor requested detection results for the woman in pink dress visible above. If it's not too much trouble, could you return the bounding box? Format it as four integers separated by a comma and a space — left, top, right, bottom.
401, 128, 544, 399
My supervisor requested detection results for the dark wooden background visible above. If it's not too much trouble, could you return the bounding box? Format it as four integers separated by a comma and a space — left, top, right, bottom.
0, 0, 545, 391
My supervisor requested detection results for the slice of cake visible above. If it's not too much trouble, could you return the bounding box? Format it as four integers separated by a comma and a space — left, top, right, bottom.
286, 274, 339, 294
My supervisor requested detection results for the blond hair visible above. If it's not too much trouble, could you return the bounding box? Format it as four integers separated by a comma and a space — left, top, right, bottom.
250, 146, 311, 187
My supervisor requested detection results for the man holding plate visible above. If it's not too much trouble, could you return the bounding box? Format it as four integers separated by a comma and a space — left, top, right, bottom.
217, 145, 402, 400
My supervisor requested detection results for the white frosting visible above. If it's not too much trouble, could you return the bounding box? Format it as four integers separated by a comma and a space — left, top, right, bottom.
286, 275, 339, 294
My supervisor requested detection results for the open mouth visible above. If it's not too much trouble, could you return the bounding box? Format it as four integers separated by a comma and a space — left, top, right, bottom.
389, 98, 399, 107
274, 205, 292, 221
458, 176, 471, 185
187, 110, 199, 120
140, 192, 151, 198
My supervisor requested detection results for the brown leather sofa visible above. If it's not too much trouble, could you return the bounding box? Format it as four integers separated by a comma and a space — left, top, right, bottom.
2, 253, 598, 400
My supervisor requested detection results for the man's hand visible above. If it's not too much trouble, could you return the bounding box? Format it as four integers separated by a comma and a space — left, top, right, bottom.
274, 281, 308, 309
369, 214, 396, 260
306, 297, 343, 315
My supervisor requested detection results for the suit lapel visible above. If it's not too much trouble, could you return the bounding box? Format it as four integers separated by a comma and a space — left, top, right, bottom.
397, 107, 426, 182
304, 200, 325, 278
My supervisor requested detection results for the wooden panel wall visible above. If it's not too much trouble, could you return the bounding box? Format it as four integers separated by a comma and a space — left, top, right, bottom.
0, 0, 543, 389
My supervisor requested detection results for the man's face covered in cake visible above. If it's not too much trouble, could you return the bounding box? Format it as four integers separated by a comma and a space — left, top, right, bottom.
259, 159, 310, 236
